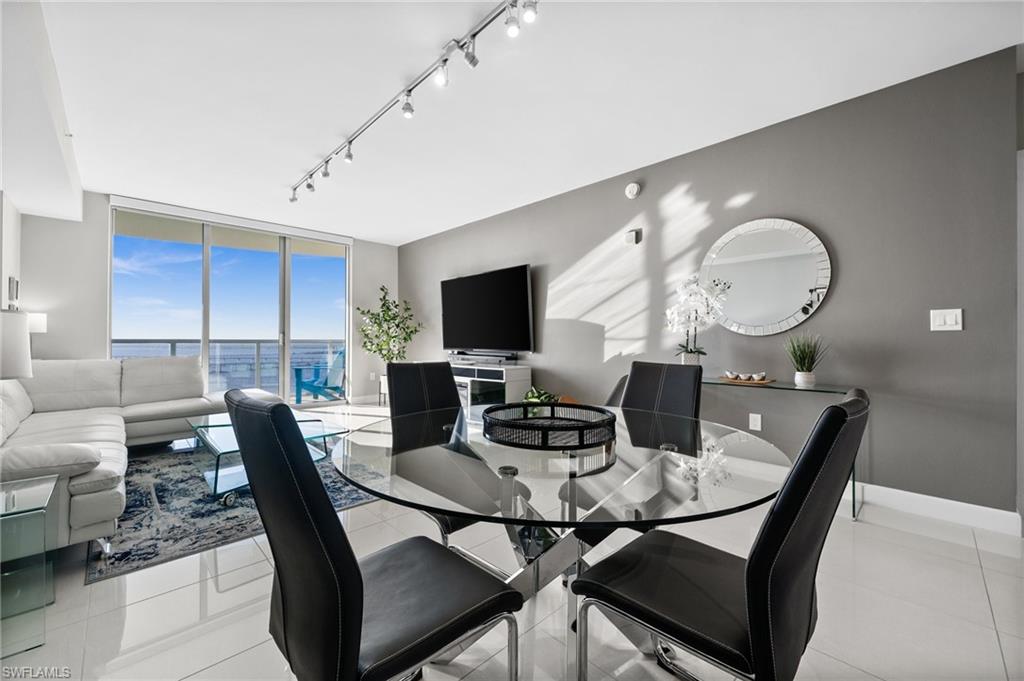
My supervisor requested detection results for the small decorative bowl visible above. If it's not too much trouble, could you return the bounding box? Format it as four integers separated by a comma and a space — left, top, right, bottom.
752, 372, 766, 381
739, 373, 752, 381
724, 370, 738, 379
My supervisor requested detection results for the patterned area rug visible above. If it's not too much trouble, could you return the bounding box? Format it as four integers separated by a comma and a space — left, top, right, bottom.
85, 446, 375, 583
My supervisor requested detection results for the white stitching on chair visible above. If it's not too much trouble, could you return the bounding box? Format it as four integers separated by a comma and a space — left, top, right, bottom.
232, 399, 347, 681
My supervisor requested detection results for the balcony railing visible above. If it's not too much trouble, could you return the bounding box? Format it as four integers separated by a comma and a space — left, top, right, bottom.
111, 338, 345, 400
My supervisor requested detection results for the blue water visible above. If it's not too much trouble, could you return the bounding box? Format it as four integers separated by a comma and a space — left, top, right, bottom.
111, 340, 345, 397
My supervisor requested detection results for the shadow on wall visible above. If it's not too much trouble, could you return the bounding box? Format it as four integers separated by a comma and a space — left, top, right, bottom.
544, 180, 730, 378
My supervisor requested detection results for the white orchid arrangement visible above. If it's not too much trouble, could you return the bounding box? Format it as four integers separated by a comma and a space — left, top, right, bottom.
666, 275, 731, 356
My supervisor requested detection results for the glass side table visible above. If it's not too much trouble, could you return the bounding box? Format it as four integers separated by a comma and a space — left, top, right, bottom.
1, 475, 57, 658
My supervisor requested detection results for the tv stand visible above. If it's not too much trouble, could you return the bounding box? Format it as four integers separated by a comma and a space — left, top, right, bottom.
448, 350, 520, 365
449, 363, 531, 422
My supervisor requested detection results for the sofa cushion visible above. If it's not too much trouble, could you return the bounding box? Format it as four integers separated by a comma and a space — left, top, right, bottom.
70, 480, 126, 528
67, 442, 128, 495
13, 409, 124, 436
0, 442, 101, 481
19, 360, 122, 413
121, 357, 205, 407
121, 397, 218, 424
1, 379, 35, 445
5, 415, 125, 448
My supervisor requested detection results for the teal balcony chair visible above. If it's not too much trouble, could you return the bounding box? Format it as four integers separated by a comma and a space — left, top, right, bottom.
294, 351, 345, 404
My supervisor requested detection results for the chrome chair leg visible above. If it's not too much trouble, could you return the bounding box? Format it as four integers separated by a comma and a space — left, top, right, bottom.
577, 599, 596, 681
503, 612, 519, 681
654, 640, 702, 681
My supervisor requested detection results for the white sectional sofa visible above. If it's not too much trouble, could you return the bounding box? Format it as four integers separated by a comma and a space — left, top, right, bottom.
0, 357, 273, 551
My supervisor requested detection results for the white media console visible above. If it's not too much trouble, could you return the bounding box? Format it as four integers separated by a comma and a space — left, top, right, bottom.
450, 363, 532, 421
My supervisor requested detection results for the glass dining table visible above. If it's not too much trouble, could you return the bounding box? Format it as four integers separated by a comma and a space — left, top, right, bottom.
333, 405, 793, 679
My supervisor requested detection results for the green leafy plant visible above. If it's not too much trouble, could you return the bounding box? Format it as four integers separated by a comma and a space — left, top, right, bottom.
355, 286, 423, 363
523, 386, 559, 403
675, 344, 707, 357
785, 334, 829, 373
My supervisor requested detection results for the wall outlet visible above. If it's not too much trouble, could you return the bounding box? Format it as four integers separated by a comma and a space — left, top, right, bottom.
369, 372, 376, 381
749, 413, 762, 432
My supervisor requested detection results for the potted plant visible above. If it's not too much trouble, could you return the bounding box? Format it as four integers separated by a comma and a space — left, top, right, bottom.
785, 333, 828, 388
356, 286, 423, 396
666, 275, 730, 365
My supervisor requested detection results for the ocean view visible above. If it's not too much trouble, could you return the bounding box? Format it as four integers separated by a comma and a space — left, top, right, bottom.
111, 339, 346, 398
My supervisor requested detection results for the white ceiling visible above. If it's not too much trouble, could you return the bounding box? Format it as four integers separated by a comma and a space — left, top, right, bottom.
39, 1, 1023, 246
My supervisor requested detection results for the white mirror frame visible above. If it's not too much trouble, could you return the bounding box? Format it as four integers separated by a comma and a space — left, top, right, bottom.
699, 218, 831, 336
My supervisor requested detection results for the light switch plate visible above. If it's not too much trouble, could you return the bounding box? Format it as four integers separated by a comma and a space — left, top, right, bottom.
370, 372, 376, 381
930, 308, 963, 331
749, 413, 762, 432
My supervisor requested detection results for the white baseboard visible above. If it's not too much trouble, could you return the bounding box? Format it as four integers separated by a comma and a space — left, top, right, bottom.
844, 481, 1022, 536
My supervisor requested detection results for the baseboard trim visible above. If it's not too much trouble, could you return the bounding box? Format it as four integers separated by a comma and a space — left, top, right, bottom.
843, 481, 1022, 536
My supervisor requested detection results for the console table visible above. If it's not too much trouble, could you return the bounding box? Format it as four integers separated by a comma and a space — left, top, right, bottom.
702, 375, 865, 519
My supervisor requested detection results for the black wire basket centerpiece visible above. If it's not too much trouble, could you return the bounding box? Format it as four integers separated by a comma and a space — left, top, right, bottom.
482, 403, 617, 451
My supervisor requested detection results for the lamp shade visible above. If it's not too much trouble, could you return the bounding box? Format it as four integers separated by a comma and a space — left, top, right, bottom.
27, 312, 47, 334
1, 311, 33, 379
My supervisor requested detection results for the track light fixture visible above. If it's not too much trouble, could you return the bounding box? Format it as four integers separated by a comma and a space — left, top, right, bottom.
289, 0, 536, 201
522, 0, 538, 23
461, 38, 480, 68
434, 60, 449, 87
504, 2, 520, 37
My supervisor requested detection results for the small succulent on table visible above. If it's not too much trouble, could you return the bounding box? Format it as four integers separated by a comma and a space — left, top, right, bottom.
523, 386, 559, 403
785, 333, 829, 387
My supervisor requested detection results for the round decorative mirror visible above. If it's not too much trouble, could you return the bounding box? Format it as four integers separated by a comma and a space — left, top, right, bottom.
699, 218, 831, 336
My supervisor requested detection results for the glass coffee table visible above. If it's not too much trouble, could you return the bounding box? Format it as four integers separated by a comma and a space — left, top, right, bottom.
188, 412, 349, 506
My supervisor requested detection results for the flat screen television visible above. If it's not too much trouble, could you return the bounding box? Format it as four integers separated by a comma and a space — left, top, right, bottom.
441, 264, 533, 352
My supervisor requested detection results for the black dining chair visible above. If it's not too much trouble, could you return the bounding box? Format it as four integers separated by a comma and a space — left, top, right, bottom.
224, 390, 523, 681
620, 361, 702, 415
572, 389, 869, 681
386, 362, 483, 549
570, 362, 703, 548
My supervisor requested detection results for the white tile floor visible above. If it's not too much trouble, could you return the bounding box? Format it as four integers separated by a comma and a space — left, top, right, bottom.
5, 411, 1023, 681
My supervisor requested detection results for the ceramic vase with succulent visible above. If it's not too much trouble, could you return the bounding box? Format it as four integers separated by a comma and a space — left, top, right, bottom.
666, 275, 730, 365
785, 333, 828, 388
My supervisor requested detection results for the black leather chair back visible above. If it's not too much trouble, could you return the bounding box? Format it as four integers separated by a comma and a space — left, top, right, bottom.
387, 362, 461, 416
745, 389, 869, 681
225, 389, 363, 681
621, 361, 702, 417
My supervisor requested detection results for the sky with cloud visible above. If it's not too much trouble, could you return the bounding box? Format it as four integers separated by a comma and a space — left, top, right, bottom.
112, 235, 346, 340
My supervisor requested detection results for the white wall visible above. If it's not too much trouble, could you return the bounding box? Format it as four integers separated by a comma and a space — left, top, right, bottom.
0, 191, 21, 308
20, 191, 109, 359
348, 238, 399, 403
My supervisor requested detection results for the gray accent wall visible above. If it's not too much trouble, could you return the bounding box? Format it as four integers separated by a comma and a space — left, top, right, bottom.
399, 49, 1019, 511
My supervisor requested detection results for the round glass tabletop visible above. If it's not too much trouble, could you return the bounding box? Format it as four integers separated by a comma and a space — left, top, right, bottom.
332, 406, 792, 530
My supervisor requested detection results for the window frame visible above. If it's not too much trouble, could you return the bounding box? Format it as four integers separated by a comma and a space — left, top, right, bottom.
108, 197, 352, 404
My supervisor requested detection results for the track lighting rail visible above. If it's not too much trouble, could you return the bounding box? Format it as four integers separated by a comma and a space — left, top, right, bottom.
289, 0, 532, 201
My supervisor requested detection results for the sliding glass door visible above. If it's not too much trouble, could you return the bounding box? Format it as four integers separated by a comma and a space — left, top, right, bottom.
289, 239, 347, 404
208, 225, 281, 393
111, 207, 348, 403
